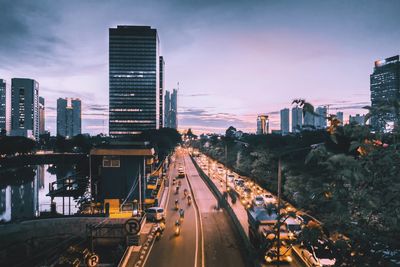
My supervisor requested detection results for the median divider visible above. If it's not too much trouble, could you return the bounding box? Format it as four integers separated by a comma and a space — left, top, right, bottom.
190, 155, 259, 267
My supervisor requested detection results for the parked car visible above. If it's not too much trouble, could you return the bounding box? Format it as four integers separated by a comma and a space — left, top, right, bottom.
301, 240, 336, 267
146, 207, 165, 222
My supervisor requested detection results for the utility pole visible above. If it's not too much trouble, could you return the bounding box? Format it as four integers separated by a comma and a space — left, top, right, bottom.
225, 142, 228, 193
277, 156, 282, 267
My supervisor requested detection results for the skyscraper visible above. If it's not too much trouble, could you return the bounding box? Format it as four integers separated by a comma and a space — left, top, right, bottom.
10, 78, 39, 139
336, 111, 344, 125
39, 97, 45, 135
170, 89, 178, 129
292, 106, 303, 132
164, 90, 171, 128
315, 106, 327, 129
257, 114, 269, 134
0, 79, 10, 134
280, 108, 289, 135
304, 110, 315, 129
57, 98, 81, 137
370, 55, 400, 131
159, 56, 165, 128
109, 25, 161, 136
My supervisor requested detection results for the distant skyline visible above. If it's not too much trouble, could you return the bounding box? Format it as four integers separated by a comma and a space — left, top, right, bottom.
0, 0, 399, 135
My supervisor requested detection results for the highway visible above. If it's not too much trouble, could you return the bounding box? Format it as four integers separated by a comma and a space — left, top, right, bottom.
144, 148, 245, 267
194, 152, 306, 267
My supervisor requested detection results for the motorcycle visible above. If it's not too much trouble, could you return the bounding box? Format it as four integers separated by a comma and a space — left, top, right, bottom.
187, 196, 192, 206
179, 208, 185, 220
154, 224, 164, 241
183, 189, 188, 197
174, 221, 181, 236
174, 200, 179, 210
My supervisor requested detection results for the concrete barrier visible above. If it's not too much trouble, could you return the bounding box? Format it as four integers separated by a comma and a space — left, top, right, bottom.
190, 155, 260, 267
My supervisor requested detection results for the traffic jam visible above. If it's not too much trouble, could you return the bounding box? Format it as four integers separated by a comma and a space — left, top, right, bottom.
194, 152, 338, 267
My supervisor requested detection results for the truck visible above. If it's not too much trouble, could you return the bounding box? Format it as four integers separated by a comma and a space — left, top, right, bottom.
247, 206, 293, 263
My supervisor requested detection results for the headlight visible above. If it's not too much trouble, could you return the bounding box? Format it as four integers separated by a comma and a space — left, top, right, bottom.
265, 256, 272, 263
286, 256, 292, 262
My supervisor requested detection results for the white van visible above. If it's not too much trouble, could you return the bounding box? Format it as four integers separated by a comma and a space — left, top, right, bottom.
146, 207, 165, 222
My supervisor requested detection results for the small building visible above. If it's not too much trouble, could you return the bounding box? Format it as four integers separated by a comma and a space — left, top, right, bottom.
90, 141, 156, 211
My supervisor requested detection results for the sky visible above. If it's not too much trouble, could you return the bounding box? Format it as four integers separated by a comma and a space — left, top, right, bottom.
1, 0, 399, 135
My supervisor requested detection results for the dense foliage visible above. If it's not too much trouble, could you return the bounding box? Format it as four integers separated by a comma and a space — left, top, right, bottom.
194, 124, 400, 266
0, 136, 36, 155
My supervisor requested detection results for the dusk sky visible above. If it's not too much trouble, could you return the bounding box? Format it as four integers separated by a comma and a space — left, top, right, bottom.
1, 0, 399, 135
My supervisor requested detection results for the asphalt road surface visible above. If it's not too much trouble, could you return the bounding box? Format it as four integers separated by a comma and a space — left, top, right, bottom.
144, 149, 246, 267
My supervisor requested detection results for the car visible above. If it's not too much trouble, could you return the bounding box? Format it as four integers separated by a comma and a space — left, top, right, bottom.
252, 195, 265, 207
285, 217, 302, 237
242, 187, 252, 198
146, 207, 165, 221
263, 193, 277, 204
301, 240, 336, 267
265, 246, 293, 264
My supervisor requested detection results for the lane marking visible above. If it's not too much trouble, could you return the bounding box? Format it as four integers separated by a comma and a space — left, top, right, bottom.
184, 152, 205, 267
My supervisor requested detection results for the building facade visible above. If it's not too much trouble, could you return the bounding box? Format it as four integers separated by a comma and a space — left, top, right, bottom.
170, 89, 178, 129
336, 111, 344, 125
39, 97, 45, 135
349, 114, 365, 125
292, 107, 303, 133
370, 55, 400, 131
57, 98, 81, 137
315, 106, 327, 129
0, 79, 11, 134
304, 111, 315, 129
280, 108, 290, 135
159, 56, 165, 128
164, 90, 171, 128
10, 78, 39, 140
109, 25, 161, 136
257, 114, 269, 134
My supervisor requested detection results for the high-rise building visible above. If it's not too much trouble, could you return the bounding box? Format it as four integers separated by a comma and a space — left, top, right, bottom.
109, 25, 161, 136
292, 107, 303, 133
280, 108, 289, 135
257, 114, 269, 134
304, 110, 315, 129
336, 111, 344, 125
349, 114, 366, 125
39, 97, 45, 135
315, 106, 327, 129
170, 89, 178, 129
164, 90, 171, 128
159, 56, 165, 128
0, 79, 11, 134
10, 78, 39, 139
57, 98, 81, 137
370, 55, 400, 131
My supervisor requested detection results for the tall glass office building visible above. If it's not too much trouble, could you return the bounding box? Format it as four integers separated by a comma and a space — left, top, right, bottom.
109, 25, 161, 136
10, 78, 39, 140
57, 98, 81, 137
0, 79, 10, 133
370, 55, 400, 131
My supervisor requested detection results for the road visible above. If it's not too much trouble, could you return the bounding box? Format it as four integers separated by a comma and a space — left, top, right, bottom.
144, 148, 245, 267
194, 153, 306, 267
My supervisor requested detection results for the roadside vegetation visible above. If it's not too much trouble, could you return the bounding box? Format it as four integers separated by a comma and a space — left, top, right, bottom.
192, 100, 400, 266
